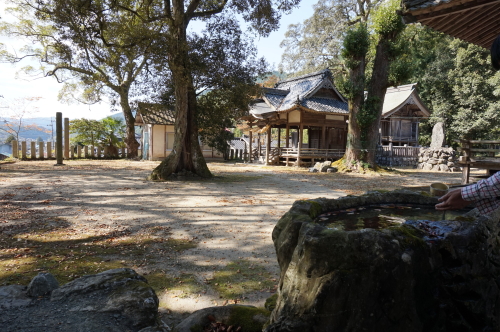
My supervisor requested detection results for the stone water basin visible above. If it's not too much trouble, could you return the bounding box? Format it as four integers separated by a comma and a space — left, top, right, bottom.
315, 203, 473, 239
266, 190, 500, 332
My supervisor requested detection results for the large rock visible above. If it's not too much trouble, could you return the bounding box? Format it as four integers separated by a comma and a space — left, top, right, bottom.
430, 122, 446, 149
174, 305, 270, 332
265, 191, 500, 332
27, 272, 59, 297
0, 268, 162, 332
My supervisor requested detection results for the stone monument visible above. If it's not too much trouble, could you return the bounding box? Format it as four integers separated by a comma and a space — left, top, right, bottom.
430, 122, 446, 149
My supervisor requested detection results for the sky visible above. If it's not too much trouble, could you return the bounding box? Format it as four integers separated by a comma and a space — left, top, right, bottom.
0, 2, 315, 120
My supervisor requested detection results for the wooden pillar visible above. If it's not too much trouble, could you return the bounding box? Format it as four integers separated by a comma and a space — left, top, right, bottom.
277, 128, 281, 148
298, 123, 303, 167
12, 140, 18, 158
55, 112, 63, 165
64, 117, 70, 159
31, 141, 36, 159
249, 129, 253, 163
21, 141, 27, 159
266, 126, 271, 165
285, 125, 289, 148
258, 133, 261, 159
321, 125, 326, 149
39, 141, 44, 160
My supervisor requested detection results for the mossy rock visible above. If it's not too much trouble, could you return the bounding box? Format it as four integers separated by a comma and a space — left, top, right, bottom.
173, 305, 270, 332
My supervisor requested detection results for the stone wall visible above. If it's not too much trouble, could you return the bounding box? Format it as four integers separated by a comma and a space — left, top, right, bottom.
417, 147, 461, 172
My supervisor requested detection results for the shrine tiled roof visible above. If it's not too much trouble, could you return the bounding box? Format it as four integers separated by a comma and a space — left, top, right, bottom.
252, 69, 348, 117
136, 102, 175, 125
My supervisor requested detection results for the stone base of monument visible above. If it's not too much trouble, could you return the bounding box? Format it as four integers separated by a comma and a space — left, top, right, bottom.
265, 190, 500, 332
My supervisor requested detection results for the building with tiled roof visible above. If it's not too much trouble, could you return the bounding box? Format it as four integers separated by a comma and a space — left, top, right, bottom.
380, 84, 430, 146
134, 102, 223, 161
245, 69, 430, 165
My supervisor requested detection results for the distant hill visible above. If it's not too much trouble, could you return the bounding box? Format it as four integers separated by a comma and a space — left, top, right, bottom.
0, 112, 136, 143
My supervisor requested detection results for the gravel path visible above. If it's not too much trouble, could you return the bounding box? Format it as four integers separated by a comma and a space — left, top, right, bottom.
0, 159, 466, 327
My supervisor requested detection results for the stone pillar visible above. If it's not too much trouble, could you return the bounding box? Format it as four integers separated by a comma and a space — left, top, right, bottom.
77, 145, 82, 159
55, 112, 63, 165
64, 117, 70, 159
12, 140, 18, 158
89, 145, 94, 158
21, 141, 27, 159
46, 142, 52, 159
31, 141, 36, 159
38, 141, 44, 160
84, 146, 88, 158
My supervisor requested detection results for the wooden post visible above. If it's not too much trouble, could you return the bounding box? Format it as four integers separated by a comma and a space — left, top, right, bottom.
31, 141, 36, 159
47, 142, 52, 159
84, 146, 88, 158
321, 125, 326, 149
64, 118, 70, 159
77, 145, 82, 158
90, 145, 94, 158
12, 140, 18, 158
39, 141, 44, 160
55, 112, 64, 165
249, 130, 253, 163
21, 141, 27, 159
298, 124, 303, 167
266, 126, 271, 165
286, 125, 290, 148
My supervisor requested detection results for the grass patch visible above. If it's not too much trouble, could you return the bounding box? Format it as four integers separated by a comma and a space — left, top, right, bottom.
210, 259, 277, 300
147, 271, 205, 300
0, 221, 197, 286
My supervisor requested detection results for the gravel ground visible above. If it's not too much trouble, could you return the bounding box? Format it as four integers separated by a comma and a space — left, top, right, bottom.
0, 159, 469, 327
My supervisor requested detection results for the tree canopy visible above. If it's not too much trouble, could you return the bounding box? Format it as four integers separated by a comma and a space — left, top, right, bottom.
0, 0, 161, 157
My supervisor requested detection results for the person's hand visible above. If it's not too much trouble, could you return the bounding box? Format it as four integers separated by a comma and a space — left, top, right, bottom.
435, 188, 471, 210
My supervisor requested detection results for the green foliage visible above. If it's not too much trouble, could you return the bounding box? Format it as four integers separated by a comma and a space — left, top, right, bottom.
70, 117, 125, 148
5, 134, 16, 144
371, 0, 405, 37
405, 32, 500, 144
342, 23, 370, 61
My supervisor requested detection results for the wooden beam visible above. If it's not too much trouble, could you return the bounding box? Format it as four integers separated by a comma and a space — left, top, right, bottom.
321, 125, 326, 149
410, 0, 500, 20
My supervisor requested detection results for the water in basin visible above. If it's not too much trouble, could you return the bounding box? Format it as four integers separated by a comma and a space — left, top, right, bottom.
315, 204, 472, 231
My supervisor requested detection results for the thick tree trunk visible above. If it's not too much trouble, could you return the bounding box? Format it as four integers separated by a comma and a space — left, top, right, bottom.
118, 91, 140, 158
344, 38, 394, 169
344, 55, 366, 166
150, 22, 211, 180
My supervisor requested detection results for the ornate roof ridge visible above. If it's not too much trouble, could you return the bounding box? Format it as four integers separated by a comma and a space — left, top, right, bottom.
274, 69, 331, 88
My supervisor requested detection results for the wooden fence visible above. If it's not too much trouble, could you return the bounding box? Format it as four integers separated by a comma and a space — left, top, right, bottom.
9, 140, 128, 160
376, 145, 420, 167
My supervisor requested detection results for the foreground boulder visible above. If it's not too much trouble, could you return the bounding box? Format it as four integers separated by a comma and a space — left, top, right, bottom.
265, 190, 500, 332
0, 268, 162, 332
174, 305, 270, 332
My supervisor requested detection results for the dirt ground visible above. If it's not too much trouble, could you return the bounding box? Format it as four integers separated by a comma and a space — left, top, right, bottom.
0, 159, 471, 328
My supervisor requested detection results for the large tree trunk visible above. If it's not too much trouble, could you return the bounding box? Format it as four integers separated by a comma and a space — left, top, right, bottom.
344, 53, 366, 165
149, 21, 211, 180
344, 38, 395, 168
118, 91, 140, 158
